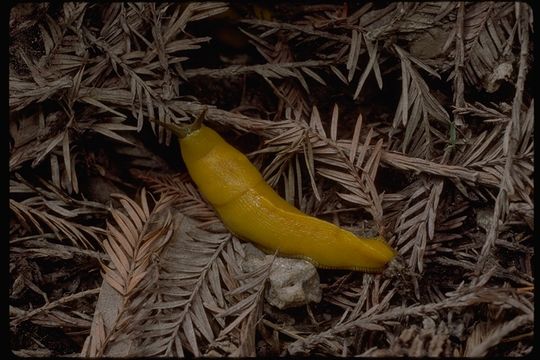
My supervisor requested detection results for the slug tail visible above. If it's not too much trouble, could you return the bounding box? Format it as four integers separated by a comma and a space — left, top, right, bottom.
320, 265, 386, 272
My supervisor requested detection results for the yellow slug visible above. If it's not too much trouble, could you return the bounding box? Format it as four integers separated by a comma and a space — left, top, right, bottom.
154, 112, 396, 271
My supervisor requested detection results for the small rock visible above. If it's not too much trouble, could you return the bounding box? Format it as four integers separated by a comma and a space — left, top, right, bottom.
242, 242, 267, 261
241, 243, 322, 309
476, 208, 495, 232
266, 257, 322, 309
484, 62, 513, 93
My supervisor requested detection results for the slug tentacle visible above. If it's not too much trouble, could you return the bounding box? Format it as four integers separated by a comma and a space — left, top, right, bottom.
148, 108, 207, 138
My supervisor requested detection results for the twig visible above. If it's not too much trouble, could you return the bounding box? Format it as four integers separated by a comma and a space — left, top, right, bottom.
262, 319, 305, 341
11, 288, 100, 327
184, 60, 333, 79
241, 19, 350, 43
452, 2, 465, 127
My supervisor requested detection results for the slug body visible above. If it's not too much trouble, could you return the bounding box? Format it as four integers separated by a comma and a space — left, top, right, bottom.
179, 125, 396, 271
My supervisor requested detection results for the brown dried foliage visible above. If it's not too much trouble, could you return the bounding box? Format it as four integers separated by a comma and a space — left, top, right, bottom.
10, 2, 532, 357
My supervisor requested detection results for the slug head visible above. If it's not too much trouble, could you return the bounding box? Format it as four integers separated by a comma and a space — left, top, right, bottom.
149, 108, 207, 138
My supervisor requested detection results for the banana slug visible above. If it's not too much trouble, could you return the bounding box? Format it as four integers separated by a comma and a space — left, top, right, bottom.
153, 111, 396, 271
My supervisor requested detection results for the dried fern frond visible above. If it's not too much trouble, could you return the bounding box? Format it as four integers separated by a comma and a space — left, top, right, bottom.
10, 107, 137, 194
392, 45, 450, 158
89, 172, 270, 357
213, 257, 273, 357
10, 176, 105, 248
476, 3, 531, 274
351, 33, 383, 99
138, 173, 271, 356
128, 221, 246, 356
10, 287, 100, 328
135, 172, 220, 226
9, 74, 72, 112
73, 3, 225, 142
100, 190, 173, 296
464, 315, 533, 357
445, 2, 515, 89
393, 177, 444, 273
288, 284, 532, 355
79, 116, 138, 145
241, 28, 313, 120
82, 188, 174, 356
256, 106, 384, 226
